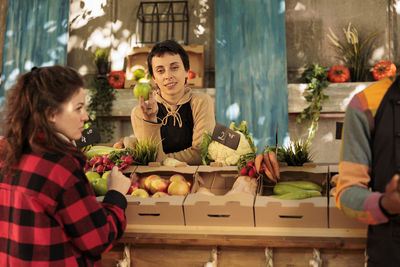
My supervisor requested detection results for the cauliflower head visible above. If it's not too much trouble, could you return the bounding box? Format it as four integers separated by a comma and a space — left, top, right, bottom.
207, 131, 253, 166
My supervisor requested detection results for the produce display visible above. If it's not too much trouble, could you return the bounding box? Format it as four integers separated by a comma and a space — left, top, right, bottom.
128, 173, 192, 198
83, 137, 158, 196
269, 181, 322, 200
84, 146, 134, 173
201, 121, 256, 166
85, 118, 329, 228
237, 150, 280, 182
372, 60, 397, 80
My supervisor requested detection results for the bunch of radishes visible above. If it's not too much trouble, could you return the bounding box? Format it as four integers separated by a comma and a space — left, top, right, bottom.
239, 160, 257, 178
84, 154, 134, 173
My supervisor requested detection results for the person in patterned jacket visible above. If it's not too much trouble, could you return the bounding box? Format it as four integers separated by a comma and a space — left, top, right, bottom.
0, 65, 131, 266
336, 75, 400, 266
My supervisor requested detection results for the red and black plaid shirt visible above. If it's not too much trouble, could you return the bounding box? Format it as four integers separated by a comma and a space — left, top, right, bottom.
0, 150, 127, 266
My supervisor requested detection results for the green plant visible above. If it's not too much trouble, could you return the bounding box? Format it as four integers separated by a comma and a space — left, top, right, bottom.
94, 48, 110, 65
277, 138, 312, 166
133, 137, 160, 165
297, 64, 330, 144
87, 76, 116, 142
327, 23, 379, 81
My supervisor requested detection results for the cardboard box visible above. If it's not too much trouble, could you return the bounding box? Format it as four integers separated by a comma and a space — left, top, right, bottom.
124, 165, 198, 226
184, 166, 256, 227
125, 44, 204, 89
327, 165, 367, 229
254, 165, 329, 228
328, 198, 367, 229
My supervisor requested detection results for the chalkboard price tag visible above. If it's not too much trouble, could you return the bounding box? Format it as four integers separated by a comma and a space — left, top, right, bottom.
75, 125, 101, 148
211, 123, 240, 150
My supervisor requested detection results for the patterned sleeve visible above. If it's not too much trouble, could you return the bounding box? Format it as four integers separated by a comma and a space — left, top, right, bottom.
336, 104, 388, 225
54, 158, 127, 258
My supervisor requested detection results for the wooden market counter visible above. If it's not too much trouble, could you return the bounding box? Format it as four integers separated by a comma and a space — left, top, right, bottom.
102, 225, 367, 267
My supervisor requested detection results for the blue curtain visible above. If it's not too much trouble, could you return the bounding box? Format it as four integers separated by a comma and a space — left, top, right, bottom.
215, 0, 289, 151
1, 0, 70, 102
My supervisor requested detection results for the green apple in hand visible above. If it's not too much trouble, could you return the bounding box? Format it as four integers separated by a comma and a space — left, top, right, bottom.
102, 171, 111, 180
86, 171, 101, 184
92, 178, 108, 196
133, 83, 152, 101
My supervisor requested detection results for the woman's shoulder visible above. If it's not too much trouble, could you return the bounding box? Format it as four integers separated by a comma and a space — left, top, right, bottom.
190, 91, 213, 104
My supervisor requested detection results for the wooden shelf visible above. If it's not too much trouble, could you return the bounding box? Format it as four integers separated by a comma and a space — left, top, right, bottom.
121, 225, 366, 249
86, 82, 371, 118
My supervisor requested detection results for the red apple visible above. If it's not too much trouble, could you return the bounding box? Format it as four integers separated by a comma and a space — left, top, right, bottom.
149, 178, 169, 194
131, 188, 149, 198
139, 177, 146, 189
168, 180, 190, 196
169, 174, 186, 183
127, 181, 139, 195
152, 192, 169, 198
144, 175, 162, 191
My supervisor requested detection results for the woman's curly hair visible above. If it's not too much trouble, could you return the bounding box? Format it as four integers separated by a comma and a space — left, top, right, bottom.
1, 65, 85, 177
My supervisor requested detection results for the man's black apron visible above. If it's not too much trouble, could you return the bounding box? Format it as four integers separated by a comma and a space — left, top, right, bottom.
157, 102, 194, 154
368, 76, 400, 266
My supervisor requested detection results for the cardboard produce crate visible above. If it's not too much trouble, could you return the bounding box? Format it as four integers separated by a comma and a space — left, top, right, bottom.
328, 198, 367, 229
125, 44, 204, 89
124, 165, 198, 226
184, 166, 256, 227
254, 165, 329, 228
328, 165, 367, 229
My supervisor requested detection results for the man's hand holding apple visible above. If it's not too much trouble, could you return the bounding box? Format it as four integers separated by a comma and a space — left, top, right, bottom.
134, 83, 158, 122
139, 92, 158, 122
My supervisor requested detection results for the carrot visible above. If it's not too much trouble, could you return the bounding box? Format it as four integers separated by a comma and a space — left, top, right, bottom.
268, 151, 280, 179
262, 162, 276, 183
254, 153, 264, 173
263, 152, 277, 180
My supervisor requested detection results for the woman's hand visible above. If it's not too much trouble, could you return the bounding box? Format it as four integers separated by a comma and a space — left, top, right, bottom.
380, 174, 400, 215
107, 166, 131, 195
140, 91, 158, 122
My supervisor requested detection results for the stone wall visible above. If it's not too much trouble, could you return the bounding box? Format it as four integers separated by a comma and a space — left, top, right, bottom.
285, 0, 400, 82
67, 0, 215, 87
2, 1, 400, 83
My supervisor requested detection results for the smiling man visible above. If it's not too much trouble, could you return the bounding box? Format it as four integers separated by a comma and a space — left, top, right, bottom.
131, 40, 215, 165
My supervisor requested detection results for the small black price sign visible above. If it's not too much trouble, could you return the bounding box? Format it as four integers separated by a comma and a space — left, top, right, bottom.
75, 125, 101, 148
211, 123, 241, 150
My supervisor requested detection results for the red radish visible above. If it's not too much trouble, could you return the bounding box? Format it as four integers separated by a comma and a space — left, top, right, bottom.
124, 156, 134, 165
88, 158, 96, 167
240, 167, 249, 176
96, 165, 105, 173
246, 161, 254, 168
95, 156, 103, 165
103, 157, 111, 165
248, 168, 256, 178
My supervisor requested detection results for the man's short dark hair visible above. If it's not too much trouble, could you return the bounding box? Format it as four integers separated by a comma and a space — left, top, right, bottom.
147, 40, 190, 77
